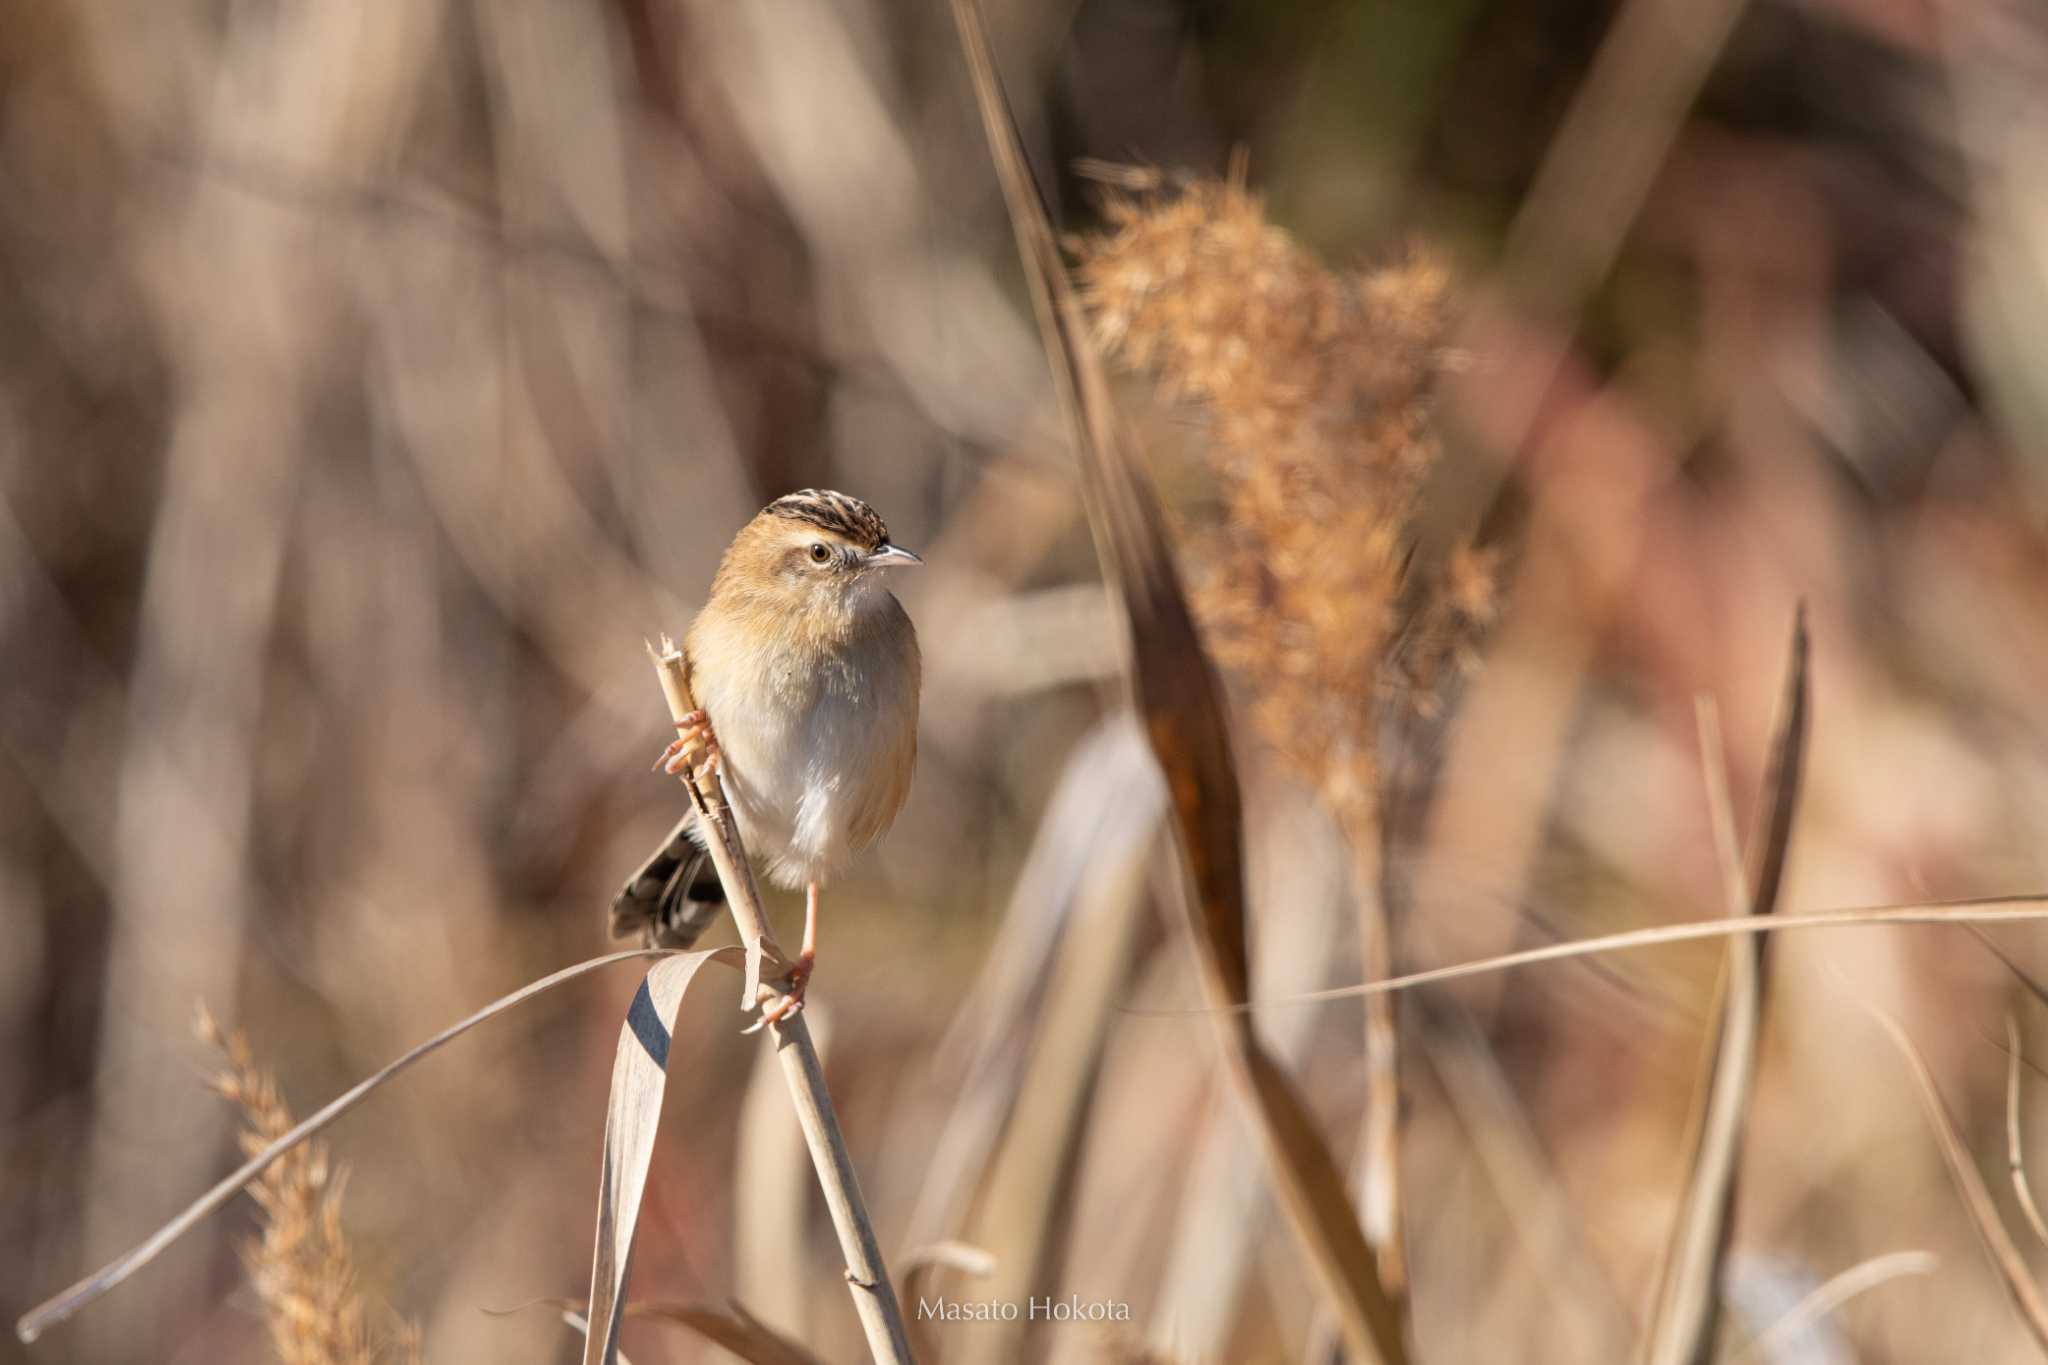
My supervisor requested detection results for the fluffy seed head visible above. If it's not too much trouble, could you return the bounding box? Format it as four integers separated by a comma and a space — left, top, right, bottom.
1076, 177, 1495, 805
198, 1009, 394, 1365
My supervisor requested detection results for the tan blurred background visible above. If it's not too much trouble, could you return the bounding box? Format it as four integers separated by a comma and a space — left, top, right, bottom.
7, 0, 2048, 1362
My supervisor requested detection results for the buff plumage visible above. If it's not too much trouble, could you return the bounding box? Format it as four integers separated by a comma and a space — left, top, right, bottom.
609, 490, 922, 1019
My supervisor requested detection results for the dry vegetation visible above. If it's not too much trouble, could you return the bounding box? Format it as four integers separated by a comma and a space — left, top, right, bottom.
197, 1007, 416, 1365
1079, 175, 1496, 751
10, 1, 2048, 1364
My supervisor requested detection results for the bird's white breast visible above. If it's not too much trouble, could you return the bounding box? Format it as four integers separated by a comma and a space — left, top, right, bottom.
687, 593, 918, 889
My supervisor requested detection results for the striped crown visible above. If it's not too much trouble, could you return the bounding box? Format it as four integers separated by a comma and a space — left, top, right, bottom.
764, 489, 893, 552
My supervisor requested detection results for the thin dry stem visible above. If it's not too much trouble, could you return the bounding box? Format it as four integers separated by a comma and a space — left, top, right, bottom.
1134, 896, 2048, 1015
643, 641, 914, 1364
19, 948, 680, 1344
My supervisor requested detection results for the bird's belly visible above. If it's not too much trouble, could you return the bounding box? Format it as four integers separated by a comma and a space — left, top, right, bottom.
706, 706, 807, 869
698, 670, 884, 889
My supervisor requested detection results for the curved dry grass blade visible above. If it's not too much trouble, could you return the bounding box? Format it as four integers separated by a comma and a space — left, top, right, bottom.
902, 1241, 996, 1365
901, 1240, 997, 1302
626, 1301, 825, 1365
1135, 896, 2048, 1015
944, 2, 1406, 1359
1729, 1250, 1937, 1363
2007, 1017, 2048, 1252
1642, 616, 1807, 1365
586, 951, 738, 1365
16, 946, 703, 1345
1855, 988, 2048, 1353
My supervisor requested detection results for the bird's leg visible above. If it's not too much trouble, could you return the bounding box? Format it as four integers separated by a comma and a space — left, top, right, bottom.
761, 881, 819, 1025
654, 709, 721, 779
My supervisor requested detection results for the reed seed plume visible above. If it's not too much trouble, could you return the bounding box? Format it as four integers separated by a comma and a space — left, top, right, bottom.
1078, 174, 1496, 1290
1077, 176, 1495, 796
196, 1005, 412, 1365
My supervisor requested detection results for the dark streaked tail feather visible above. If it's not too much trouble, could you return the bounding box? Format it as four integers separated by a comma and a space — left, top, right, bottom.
608, 814, 727, 949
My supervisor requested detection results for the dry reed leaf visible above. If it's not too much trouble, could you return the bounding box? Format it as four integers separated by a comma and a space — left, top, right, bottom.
1642, 612, 1807, 1365
16, 946, 713, 1344
584, 951, 736, 1365
943, 1, 1406, 1358
1855, 988, 2048, 1354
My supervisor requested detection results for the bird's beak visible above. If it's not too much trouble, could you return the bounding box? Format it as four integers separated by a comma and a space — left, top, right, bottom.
867, 544, 923, 568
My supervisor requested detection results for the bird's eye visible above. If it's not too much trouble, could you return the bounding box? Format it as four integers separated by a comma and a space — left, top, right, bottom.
809, 543, 831, 563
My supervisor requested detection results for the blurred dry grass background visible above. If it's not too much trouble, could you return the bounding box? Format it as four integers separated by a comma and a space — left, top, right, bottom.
8, 0, 2048, 1361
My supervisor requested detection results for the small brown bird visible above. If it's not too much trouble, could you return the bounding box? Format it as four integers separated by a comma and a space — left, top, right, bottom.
610, 489, 922, 1022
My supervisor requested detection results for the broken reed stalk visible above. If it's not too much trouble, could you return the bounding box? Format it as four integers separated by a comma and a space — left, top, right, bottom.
643, 637, 915, 1365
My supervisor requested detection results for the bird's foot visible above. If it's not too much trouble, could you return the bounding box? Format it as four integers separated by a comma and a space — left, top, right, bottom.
655, 710, 721, 779
759, 947, 814, 1026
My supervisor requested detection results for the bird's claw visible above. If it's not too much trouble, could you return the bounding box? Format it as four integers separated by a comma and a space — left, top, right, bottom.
757, 950, 813, 1027
655, 710, 721, 779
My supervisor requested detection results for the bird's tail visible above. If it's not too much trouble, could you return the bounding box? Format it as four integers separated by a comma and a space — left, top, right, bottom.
608, 814, 727, 949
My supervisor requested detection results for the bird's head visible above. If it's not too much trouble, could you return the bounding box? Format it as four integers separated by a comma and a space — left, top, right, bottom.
714, 489, 922, 623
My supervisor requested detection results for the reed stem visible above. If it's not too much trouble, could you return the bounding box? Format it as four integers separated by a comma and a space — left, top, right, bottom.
644, 637, 915, 1365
